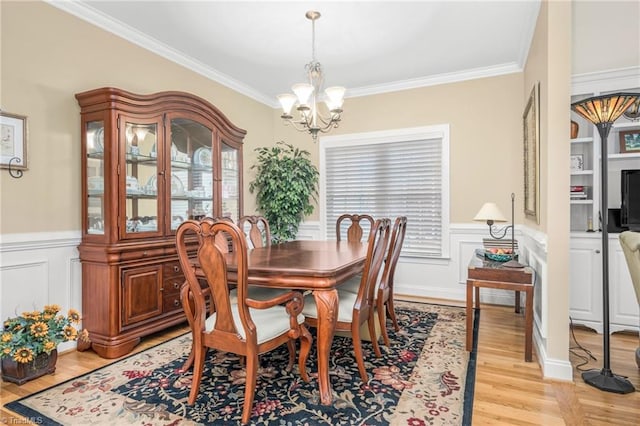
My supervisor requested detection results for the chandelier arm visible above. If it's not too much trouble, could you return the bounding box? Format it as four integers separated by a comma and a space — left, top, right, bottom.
282, 117, 315, 133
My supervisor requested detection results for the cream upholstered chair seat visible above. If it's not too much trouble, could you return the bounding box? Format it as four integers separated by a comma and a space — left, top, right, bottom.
339, 275, 362, 294
205, 305, 306, 342
228, 286, 292, 302
302, 291, 361, 323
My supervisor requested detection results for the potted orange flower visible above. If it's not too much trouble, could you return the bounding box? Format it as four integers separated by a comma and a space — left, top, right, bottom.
1, 304, 81, 384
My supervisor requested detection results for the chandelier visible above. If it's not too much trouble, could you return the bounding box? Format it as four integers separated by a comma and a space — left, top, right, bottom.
277, 11, 345, 141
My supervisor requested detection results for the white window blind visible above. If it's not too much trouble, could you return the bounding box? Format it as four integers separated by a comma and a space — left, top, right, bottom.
320, 126, 450, 258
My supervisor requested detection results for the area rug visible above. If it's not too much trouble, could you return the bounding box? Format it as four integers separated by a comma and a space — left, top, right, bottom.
4, 301, 477, 425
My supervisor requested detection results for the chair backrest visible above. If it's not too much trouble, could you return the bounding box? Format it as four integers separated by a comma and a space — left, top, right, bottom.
353, 218, 391, 316
379, 216, 408, 292
620, 231, 640, 305
176, 218, 255, 346
336, 214, 375, 242
238, 215, 271, 248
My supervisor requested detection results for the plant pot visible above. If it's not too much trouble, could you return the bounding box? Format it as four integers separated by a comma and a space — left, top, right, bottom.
1, 349, 57, 385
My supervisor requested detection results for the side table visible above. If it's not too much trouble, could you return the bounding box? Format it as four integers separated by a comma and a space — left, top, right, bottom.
466, 250, 535, 361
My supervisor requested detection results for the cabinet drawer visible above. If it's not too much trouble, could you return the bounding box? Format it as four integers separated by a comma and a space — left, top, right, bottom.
163, 261, 183, 277
163, 293, 183, 313
163, 277, 184, 296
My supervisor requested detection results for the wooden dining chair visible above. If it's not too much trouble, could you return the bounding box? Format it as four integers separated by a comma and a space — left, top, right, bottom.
234, 215, 290, 301
303, 218, 391, 383
238, 215, 271, 248
176, 219, 312, 425
336, 213, 375, 242
376, 216, 408, 346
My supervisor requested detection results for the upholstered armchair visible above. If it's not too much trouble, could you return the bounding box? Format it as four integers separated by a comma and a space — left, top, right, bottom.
619, 231, 640, 368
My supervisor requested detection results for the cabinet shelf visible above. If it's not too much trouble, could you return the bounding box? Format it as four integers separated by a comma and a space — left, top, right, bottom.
613, 121, 640, 130
608, 152, 640, 160
570, 170, 593, 176
570, 199, 593, 205
571, 137, 594, 144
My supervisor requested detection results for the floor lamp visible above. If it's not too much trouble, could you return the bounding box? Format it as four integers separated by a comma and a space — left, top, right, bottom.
571, 92, 639, 394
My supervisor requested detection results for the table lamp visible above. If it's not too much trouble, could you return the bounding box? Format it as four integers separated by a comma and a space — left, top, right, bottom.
571, 92, 638, 394
474, 193, 524, 268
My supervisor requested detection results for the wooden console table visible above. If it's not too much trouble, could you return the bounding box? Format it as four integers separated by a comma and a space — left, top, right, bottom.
466, 250, 535, 361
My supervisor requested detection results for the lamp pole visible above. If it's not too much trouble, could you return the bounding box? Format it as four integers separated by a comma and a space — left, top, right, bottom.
571, 92, 638, 394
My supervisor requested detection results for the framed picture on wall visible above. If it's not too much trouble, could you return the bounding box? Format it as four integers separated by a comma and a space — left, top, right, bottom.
619, 129, 640, 153
0, 111, 28, 172
523, 82, 540, 224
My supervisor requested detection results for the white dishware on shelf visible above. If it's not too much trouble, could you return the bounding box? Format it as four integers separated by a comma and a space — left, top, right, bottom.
146, 175, 157, 195
193, 147, 212, 167
171, 174, 184, 196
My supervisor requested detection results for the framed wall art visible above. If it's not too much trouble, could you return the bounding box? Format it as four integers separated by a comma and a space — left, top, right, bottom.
1, 111, 28, 173
619, 129, 640, 154
523, 82, 540, 224
570, 154, 584, 172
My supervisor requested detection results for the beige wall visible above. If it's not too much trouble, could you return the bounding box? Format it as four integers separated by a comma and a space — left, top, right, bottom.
0, 1, 272, 234
524, 1, 572, 362
273, 74, 525, 223
1, 1, 526, 232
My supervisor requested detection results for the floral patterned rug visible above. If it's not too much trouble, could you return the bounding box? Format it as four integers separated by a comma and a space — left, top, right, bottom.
4, 301, 476, 425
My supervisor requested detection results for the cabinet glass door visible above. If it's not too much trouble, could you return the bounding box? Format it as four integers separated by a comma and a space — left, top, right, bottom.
221, 142, 240, 222
123, 121, 159, 235
169, 118, 213, 230
86, 120, 105, 235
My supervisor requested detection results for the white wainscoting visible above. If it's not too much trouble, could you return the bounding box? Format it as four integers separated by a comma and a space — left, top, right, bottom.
0, 224, 560, 377
0, 231, 82, 353
299, 221, 543, 306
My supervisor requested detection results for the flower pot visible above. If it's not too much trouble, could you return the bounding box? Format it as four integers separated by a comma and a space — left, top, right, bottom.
1, 349, 57, 385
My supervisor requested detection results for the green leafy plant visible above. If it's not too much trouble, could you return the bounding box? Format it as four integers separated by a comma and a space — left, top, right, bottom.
1, 305, 82, 363
249, 141, 319, 243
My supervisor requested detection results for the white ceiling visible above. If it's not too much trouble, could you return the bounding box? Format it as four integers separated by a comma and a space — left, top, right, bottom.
49, 1, 541, 107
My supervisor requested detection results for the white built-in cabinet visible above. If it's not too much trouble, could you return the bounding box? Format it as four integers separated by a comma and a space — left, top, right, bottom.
569, 82, 640, 334
569, 234, 639, 333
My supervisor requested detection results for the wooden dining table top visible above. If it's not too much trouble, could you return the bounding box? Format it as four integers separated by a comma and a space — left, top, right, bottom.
224, 240, 368, 290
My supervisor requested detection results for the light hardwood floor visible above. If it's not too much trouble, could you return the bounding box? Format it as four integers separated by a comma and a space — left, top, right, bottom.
1, 299, 638, 425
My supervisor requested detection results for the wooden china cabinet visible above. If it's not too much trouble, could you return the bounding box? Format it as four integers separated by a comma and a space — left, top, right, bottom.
76, 88, 245, 358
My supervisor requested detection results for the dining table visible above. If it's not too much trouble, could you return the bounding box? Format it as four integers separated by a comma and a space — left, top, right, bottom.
224, 239, 368, 405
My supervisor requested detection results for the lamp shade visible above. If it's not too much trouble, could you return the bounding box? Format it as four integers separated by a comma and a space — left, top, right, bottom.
277, 93, 297, 116
571, 93, 639, 125
473, 202, 507, 222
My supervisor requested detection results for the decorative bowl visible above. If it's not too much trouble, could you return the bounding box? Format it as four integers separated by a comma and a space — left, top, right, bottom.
484, 250, 514, 262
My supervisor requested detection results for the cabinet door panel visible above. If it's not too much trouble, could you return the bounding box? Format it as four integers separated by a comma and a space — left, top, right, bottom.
168, 117, 214, 230
121, 265, 163, 327
120, 117, 162, 239
85, 120, 106, 236
569, 244, 602, 325
221, 142, 241, 222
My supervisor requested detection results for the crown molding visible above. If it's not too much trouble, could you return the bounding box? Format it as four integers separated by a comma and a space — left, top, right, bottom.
572, 66, 640, 95
45, 0, 274, 106
347, 63, 522, 98
47, 0, 536, 108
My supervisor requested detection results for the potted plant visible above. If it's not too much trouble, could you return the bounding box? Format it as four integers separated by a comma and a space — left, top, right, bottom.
249, 141, 319, 243
1, 304, 81, 384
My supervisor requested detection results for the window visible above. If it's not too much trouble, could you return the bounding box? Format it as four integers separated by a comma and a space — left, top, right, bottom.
320, 125, 450, 258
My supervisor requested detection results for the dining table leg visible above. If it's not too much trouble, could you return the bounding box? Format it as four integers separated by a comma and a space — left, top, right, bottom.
312, 288, 339, 405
